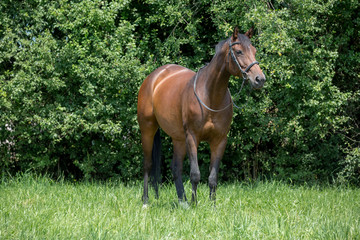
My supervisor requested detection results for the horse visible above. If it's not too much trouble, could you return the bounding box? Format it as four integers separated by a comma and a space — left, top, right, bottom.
137, 27, 266, 206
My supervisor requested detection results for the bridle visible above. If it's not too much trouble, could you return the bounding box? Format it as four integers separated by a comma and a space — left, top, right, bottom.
228, 40, 259, 82
193, 39, 260, 112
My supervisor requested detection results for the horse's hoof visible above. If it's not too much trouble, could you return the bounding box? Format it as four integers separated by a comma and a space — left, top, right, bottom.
179, 201, 190, 209
142, 204, 149, 209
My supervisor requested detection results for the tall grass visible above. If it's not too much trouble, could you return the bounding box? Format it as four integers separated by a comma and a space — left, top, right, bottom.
1, 175, 359, 239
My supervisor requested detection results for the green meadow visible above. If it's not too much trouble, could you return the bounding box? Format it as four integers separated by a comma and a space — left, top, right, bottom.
1, 175, 359, 239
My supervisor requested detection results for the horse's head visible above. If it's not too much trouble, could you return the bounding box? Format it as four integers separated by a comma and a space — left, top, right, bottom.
227, 27, 266, 89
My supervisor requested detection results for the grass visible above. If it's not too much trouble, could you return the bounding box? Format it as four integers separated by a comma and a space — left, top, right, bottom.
1, 175, 360, 239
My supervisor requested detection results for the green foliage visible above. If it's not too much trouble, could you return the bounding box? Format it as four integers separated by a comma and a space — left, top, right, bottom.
0, 0, 145, 180
223, 0, 359, 183
338, 147, 360, 185
0, 0, 359, 183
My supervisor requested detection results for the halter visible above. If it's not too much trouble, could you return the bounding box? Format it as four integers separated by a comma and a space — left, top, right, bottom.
193, 39, 260, 112
228, 40, 259, 81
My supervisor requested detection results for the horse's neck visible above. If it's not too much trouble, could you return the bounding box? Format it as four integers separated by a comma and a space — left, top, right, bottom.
198, 53, 230, 107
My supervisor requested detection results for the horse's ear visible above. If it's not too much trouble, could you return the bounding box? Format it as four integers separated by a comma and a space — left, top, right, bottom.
232, 26, 239, 41
245, 27, 255, 39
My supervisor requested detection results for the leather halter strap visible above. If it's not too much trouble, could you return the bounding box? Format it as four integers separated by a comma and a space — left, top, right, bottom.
193, 66, 233, 113
229, 40, 259, 79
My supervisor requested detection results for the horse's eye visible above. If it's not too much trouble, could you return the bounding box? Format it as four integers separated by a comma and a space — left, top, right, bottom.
236, 50, 243, 55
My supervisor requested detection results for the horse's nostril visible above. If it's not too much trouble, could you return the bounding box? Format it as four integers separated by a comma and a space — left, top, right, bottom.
256, 76, 265, 84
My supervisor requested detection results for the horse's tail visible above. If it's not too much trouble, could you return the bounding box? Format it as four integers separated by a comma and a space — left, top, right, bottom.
151, 129, 161, 199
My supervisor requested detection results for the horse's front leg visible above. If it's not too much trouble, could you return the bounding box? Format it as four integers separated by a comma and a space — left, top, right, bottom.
185, 131, 200, 204
209, 137, 227, 202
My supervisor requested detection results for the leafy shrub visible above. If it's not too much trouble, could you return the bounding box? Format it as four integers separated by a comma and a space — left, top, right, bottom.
0, 0, 359, 183
338, 148, 360, 186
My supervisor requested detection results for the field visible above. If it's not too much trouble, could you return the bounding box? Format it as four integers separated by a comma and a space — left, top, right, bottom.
1, 175, 359, 239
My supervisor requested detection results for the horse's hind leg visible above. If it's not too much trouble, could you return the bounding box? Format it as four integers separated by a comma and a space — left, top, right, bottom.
139, 120, 159, 205
171, 140, 187, 202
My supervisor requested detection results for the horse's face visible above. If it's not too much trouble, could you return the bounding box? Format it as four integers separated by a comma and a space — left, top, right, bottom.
228, 28, 266, 90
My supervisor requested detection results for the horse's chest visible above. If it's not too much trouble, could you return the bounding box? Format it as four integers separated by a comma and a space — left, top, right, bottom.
203, 120, 215, 133
199, 117, 228, 140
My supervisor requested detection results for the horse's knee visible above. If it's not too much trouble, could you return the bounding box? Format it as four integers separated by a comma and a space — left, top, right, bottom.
190, 170, 200, 184
208, 167, 218, 188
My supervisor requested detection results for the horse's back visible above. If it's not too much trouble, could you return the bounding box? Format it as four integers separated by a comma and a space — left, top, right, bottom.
151, 64, 194, 91
139, 64, 192, 92
137, 64, 195, 140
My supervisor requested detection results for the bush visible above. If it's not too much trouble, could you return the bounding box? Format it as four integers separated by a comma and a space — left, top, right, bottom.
1, 0, 359, 183
338, 148, 360, 186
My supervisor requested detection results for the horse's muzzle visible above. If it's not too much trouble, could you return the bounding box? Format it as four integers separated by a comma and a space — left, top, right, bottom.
252, 75, 266, 89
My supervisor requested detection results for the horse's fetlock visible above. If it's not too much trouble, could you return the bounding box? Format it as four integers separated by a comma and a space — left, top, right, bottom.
190, 170, 200, 184
209, 175, 217, 188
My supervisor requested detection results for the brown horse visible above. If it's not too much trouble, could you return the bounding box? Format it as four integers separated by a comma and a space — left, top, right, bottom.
137, 27, 265, 205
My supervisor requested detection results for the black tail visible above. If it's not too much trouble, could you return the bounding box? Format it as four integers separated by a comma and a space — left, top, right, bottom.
151, 129, 161, 199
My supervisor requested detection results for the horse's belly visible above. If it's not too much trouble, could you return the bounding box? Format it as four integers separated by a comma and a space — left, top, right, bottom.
155, 109, 185, 140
